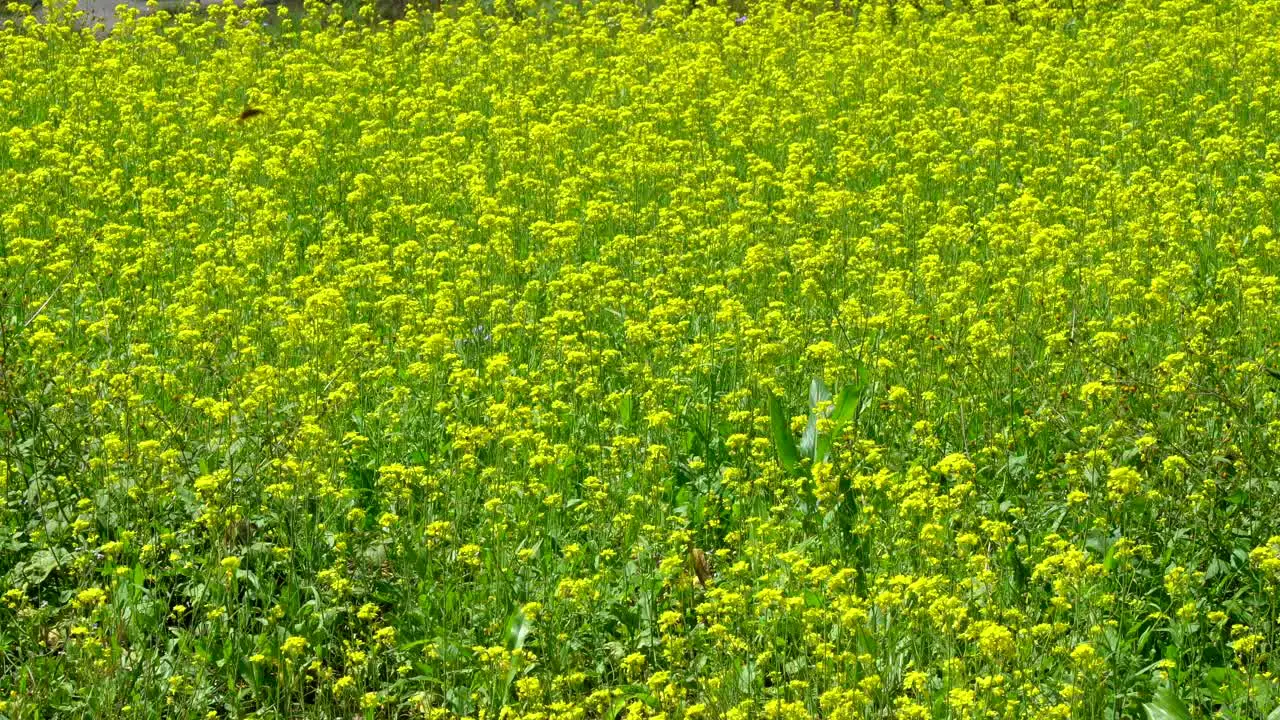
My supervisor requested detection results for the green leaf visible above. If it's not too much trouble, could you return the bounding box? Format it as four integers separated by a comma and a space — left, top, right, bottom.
808, 376, 832, 409
831, 382, 861, 426
768, 394, 801, 474
504, 607, 531, 651
799, 418, 818, 460
814, 438, 834, 465
10, 548, 70, 588
619, 393, 635, 426
1102, 543, 1118, 573
1008, 541, 1029, 591
816, 381, 864, 463
800, 378, 831, 460
608, 685, 658, 720
1266, 705, 1280, 720
1143, 687, 1191, 720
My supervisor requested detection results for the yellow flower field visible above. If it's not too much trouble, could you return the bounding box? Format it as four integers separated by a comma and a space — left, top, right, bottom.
2, 0, 1280, 717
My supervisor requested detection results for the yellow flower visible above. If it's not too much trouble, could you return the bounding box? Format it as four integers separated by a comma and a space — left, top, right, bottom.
74, 587, 107, 609
976, 623, 1016, 662
281, 636, 308, 656
98, 541, 124, 556
1106, 467, 1143, 501
933, 452, 975, 478
622, 652, 646, 679
1250, 536, 1280, 578
457, 544, 482, 567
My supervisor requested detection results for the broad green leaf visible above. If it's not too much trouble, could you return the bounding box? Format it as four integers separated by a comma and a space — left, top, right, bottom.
816, 383, 863, 462
808, 376, 831, 408
619, 393, 635, 426
10, 548, 70, 588
1202, 667, 1247, 705
815, 437, 835, 465
768, 394, 801, 474
799, 414, 818, 460
831, 383, 862, 426
737, 662, 757, 693
505, 607, 531, 651
1008, 541, 1029, 591
1102, 543, 1117, 573
1143, 687, 1191, 720
800, 377, 830, 460
608, 685, 657, 720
